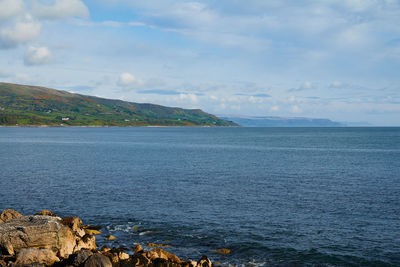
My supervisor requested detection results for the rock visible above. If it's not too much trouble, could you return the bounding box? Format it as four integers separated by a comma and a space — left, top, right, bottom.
15, 248, 60, 266
84, 229, 101, 236
62, 217, 85, 237
106, 235, 116, 241
133, 244, 143, 253
84, 254, 112, 267
68, 249, 93, 267
197, 256, 212, 267
74, 235, 96, 252
146, 248, 181, 263
0, 209, 22, 223
131, 252, 151, 266
35, 211, 57, 217
100, 246, 110, 253
214, 248, 231, 255
118, 252, 130, 261
82, 225, 101, 231
0, 215, 95, 258
102, 248, 130, 264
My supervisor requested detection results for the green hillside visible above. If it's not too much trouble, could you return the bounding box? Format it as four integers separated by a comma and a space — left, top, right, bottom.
0, 82, 237, 127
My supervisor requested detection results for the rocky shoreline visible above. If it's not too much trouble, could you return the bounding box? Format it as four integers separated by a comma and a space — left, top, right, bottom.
0, 209, 214, 267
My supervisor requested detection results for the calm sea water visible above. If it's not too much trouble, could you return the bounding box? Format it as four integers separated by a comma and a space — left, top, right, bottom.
0, 127, 399, 266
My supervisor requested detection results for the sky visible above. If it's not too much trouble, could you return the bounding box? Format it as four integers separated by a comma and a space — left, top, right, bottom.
0, 0, 399, 125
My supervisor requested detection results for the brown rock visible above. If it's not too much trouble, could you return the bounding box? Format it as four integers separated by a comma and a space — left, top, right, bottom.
118, 252, 130, 261
197, 255, 212, 267
15, 248, 60, 266
106, 235, 116, 241
84, 253, 112, 267
146, 248, 180, 263
0, 215, 95, 258
62, 217, 85, 237
133, 244, 143, 253
131, 252, 150, 266
100, 246, 110, 253
214, 248, 231, 255
35, 211, 57, 217
84, 229, 101, 236
0, 209, 22, 223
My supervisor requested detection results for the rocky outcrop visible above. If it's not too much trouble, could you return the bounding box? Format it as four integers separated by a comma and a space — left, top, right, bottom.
0, 210, 22, 224
15, 248, 60, 266
0, 209, 215, 267
0, 215, 95, 258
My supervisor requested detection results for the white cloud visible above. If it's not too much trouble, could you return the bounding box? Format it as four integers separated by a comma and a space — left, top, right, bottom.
33, 0, 89, 20
331, 81, 342, 87
303, 81, 312, 89
270, 105, 279, 112
179, 93, 198, 104
0, 0, 25, 21
0, 15, 41, 48
24, 46, 53, 66
117, 72, 143, 87
291, 105, 302, 113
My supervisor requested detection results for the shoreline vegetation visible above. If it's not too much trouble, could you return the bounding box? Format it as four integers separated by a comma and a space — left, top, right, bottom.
0, 209, 219, 267
0, 82, 237, 127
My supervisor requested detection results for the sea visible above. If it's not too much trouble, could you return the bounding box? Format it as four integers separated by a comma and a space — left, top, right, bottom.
0, 127, 399, 266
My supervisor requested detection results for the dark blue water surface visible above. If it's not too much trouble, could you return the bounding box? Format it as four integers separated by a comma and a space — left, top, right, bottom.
1, 127, 399, 266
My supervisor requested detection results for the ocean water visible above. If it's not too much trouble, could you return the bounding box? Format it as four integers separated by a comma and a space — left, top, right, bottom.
0, 127, 399, 266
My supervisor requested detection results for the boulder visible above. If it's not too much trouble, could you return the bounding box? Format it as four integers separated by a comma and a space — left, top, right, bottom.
197, 256, 212, 267
68, 249, 93, 267
15, 248, 60, 266
35, 211, 57, 217
0, 215, 95, 258
131, 252, 151, 266
146, 248, 180, 263
62, 217, 85, 237
0, 209, 22, 223
84, 254, 112, 267
214, 248, 231, 255
133, 244, 143, 253
106, 235, 116, 241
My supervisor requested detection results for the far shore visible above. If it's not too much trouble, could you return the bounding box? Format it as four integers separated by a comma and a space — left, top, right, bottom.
0, 125, 229, 128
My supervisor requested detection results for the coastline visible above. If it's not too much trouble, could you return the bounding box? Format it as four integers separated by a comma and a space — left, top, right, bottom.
0, 209, 216, 267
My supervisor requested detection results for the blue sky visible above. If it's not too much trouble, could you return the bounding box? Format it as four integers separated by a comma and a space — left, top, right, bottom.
0, 0, 399, 125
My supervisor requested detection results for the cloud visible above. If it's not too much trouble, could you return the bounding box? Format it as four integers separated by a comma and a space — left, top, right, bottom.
270, 105, 279, 112
33, 0, 89, 20
138, 89, 181, 95
0, 0, 25, 21
179, 93, 198, 104
291, 105, 302, 113
24, 46, 53, 66
0, 15, 41, 49
288, 81, 314, 92
330, 81, 342, 88
117, 72, 143, 87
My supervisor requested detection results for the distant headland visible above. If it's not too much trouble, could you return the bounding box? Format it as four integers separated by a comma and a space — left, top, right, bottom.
0, 82, 237, 127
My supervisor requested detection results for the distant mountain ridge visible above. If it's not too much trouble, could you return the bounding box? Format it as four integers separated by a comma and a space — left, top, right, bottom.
221, 115, 344, 127
0, 82, 237, 126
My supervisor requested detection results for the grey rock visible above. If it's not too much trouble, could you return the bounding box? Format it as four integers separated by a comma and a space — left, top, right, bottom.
84, 254, 112, 267
0, 215, 95, 258
68, 249, 93, 266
